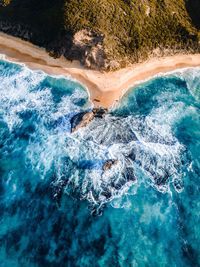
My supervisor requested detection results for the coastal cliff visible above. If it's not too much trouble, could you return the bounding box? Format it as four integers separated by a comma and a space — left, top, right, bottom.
0, 0, 200, 70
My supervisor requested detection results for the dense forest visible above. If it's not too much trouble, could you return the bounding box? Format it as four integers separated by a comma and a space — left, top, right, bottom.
0, 0, 200, 69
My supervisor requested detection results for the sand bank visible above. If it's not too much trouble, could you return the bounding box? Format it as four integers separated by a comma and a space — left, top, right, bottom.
1, 32, 200, 108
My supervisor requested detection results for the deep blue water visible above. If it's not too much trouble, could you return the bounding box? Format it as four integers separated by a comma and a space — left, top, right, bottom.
0, 59, 199, 267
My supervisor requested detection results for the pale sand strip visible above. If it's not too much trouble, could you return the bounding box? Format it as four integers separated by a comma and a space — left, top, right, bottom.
1, 32, 200, 108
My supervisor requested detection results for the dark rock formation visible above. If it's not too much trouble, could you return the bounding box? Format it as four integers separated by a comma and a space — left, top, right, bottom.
71, 112, 94, 133
70, 107, 107, 132
92, 107, 108, 118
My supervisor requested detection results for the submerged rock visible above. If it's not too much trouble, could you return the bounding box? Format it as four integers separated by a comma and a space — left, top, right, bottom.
51, 179, 68, 206
71, 108, 108, 132
80, 116, 138, 146
124, 167, 136, 182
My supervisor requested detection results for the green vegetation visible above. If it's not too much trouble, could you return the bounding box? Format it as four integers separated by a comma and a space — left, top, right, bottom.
0, 0, 200, 69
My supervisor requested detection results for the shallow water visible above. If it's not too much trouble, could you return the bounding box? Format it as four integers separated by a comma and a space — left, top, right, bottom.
0, 59, 199, 267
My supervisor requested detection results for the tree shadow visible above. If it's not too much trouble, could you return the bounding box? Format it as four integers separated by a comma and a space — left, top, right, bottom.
0, 0, 71, 52
185, 0, 200, 29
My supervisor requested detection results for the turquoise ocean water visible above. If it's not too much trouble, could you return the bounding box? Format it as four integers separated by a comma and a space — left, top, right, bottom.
0, 58, 199, 267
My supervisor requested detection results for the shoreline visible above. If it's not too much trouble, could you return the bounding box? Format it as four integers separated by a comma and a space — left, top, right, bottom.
1, 32, 200, 108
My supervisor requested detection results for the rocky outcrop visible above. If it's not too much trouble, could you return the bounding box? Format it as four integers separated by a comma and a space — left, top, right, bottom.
92, 107, 108, 118
71, 111, 94, 133
68, 29, 107, 69
70, 107, 108, 133
103, 160, 118, 171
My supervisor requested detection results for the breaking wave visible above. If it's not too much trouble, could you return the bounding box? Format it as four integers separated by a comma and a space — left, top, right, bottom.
0, 59, 199, 212
0, 59, 200, 266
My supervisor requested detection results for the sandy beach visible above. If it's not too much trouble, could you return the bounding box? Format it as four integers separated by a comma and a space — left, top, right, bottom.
1, 31, 200, 108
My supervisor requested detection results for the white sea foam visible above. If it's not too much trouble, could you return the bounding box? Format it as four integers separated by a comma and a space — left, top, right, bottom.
176, 67, 200, 101
1, 59, 197, 210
